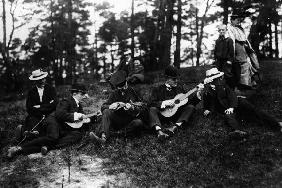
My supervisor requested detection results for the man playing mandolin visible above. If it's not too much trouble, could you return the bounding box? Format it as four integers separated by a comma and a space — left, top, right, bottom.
7, 84, 93, 158
149, 65, 204, 140
89, 70, 147, 144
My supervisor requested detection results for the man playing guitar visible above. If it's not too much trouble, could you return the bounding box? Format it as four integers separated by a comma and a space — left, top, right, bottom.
149, 65, 204, 140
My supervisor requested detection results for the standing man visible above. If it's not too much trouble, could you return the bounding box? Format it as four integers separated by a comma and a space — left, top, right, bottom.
148, 65, 204, 140
214, 24, 235, 89
89, 70, 147, 144
203, 68, 282, 134
16, 69, 57, 141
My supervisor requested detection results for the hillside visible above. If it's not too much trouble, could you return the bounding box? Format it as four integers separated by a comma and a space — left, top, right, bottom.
1, 60, 282, 187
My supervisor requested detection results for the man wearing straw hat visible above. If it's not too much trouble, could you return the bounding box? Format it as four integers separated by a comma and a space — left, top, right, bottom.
7, 83, 91, 158
15, 69, 57, 142
203, 68, 282, 135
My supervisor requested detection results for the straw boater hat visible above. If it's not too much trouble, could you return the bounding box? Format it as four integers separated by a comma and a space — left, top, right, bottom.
204, 68, 224, 84
29, 69, 48, 81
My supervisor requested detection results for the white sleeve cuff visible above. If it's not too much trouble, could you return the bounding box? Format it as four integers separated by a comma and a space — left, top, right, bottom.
196, 91, 202, 100
155, 126, 161, 131
74, 112, 81, 121
160, 101, 166, 109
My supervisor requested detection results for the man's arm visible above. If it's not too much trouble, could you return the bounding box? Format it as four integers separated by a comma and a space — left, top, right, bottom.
55, 99, 76, 123
39, 86, 58, 115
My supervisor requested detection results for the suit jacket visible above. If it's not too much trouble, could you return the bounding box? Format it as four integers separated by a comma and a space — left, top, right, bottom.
55, 96, 83, 123
101, 87, 141, 112
101, 86, 145, 118
150, 83, 201, 109
26, 84, 57, 118
203, 84, 237, 113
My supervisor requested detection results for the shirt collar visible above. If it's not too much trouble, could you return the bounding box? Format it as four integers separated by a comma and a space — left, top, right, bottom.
72, 96, 80, 107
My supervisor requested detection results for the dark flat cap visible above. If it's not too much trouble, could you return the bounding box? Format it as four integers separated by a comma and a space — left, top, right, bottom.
110, 70, 127, 86
164, 65, 179, 78
70, 83, 87, 94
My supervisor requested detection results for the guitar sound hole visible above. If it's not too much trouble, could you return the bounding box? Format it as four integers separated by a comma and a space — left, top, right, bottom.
175, 99, 180, 104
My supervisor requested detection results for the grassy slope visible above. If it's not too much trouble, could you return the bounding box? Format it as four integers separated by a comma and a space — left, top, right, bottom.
1, 60, 282, 187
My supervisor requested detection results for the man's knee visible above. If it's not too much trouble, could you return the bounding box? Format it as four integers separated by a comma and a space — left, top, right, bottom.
131, 119, 143, 127
149, 107, 159, 114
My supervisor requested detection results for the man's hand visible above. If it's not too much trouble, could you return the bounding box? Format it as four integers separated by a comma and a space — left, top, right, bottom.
225, 108, 234, 115
161, 100, 175, 108
124, 103, 133, 110
109, 102, 125, 110
197, 83, 204, 91
204, 110, 211, 116
33, 105, 41, 108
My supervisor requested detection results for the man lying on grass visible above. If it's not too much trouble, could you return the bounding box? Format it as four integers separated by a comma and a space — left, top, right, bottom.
148, 65, 204, 140
89, 70, 148, 144
7, 84, 93, 158
203, 68, 282, 135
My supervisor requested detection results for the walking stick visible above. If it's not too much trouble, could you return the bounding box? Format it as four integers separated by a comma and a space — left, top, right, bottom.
17, 115, 46, 146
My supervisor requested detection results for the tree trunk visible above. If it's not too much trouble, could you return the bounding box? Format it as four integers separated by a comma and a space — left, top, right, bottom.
274, 22, 279, 58
130, 0, 135, 63
269, 21, 273, 58
174, 0, 182, 68
222, 0, 229, 25
1, 0, 7, 60
67, 0, 74, 83
195, 7, 200, 66
159, 0, 175, 69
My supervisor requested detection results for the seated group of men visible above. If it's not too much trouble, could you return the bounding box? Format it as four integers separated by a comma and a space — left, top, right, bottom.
7, 66, 282, 158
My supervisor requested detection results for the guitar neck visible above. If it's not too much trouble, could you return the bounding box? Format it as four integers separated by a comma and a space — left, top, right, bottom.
179, 87, 198, 101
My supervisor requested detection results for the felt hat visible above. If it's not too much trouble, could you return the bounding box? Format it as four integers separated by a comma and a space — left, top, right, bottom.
70, 83, 87, 94
164, 65, 179, 78
29, 69, 48, 80
230, 8, 245, 19
110, 70, 127, 87
204, 68, 224, 84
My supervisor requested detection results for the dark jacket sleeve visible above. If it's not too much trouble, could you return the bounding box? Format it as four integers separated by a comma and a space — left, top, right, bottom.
39, 86, 58, 115
203, 88, 213, 111
214, 39, 218, 60
26, 89, 41, 117
101, 92, 117, 112
226, 38, 234, 62
55, 99, 75, 123
226, 86, 238, 108
187, 92, 201, 106
149, 87, 163, 108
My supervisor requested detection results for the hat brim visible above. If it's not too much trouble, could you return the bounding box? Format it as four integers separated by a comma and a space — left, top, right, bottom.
70, 89, 87, 94
29, 72, 48, 80
204, 72, 224, 83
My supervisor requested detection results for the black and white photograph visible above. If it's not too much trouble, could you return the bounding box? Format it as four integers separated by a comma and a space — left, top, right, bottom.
1, 0, 282, 187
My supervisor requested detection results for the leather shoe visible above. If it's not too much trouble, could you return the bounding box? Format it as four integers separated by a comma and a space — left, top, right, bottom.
89, 132, 106, 145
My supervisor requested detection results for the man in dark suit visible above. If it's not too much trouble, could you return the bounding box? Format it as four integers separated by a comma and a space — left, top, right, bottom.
89, 70, 147, 144
203, 68, 282, 134
214, 24, 235, 89
7, 84, 91, 158
149, 65, 204, 140
15, 69, 57, 141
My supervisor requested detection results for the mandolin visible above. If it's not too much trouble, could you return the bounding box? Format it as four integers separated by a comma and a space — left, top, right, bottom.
66, 111, 101, 129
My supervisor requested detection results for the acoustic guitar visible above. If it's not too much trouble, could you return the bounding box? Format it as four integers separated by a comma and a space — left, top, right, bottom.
160, 87, 198, 117
66, 112, 101, 129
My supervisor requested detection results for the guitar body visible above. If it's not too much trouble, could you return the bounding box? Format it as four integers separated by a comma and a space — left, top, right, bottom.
66, 118, 91, 129
160, 93, 189, 117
